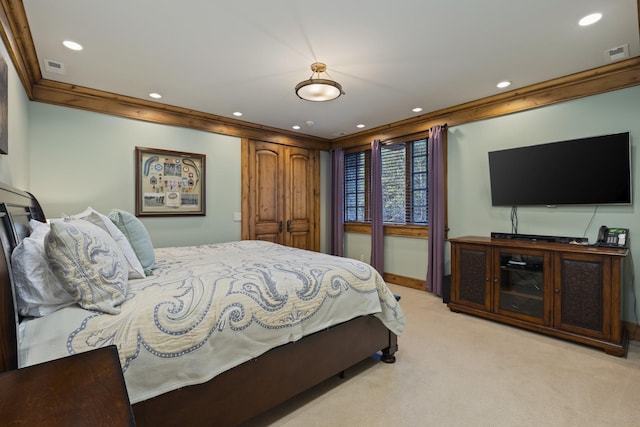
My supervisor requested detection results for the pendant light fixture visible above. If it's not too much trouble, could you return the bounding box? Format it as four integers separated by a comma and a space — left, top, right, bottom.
295, 62, 344, 101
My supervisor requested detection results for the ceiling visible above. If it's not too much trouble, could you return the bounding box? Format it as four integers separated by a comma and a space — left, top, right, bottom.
21, 0, 640, 140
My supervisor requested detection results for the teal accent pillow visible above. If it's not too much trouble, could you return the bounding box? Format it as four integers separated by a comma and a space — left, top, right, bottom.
45, 219, 128, 314
107, 209, 156, 275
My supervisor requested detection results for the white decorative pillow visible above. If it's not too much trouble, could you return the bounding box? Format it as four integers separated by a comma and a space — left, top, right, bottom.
70, 207, 146, 279
45, 219, 129, 314
11, 221, 75, 317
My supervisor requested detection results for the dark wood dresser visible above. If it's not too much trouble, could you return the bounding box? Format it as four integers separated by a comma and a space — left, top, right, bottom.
0, 345, 135, 426
449, 236, 628, 356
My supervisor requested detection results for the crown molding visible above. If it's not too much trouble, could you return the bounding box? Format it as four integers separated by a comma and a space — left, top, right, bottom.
2, 0, 640, 151
332, 56, 640, 149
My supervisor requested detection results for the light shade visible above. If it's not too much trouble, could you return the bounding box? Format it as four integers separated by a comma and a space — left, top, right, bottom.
295, 62, 344, 101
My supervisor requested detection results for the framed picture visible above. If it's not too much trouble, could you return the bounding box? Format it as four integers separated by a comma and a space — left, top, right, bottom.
135, 147, 205, 216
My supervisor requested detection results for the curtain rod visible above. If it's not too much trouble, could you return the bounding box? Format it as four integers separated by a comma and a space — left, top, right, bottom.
377, 123, 448, 146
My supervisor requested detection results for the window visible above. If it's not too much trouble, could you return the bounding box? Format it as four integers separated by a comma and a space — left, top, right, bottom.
344, 138, 428, 226
344, 150, 370, 222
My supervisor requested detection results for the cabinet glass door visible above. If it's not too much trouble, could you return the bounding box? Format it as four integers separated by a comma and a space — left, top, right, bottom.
496, 252, 545, 323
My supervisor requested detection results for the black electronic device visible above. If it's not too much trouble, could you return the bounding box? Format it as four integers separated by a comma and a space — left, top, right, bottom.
491, 232, 588, 244
595, 226, 629, 248
488, 132, 632, 206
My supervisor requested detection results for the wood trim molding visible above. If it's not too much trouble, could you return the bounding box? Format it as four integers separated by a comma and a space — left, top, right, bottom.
0, 0, 39, 98
30, 79, 332, 150
332, 57, 640, 149
383, 273, 426, 291
624, 321, 640, 342
345, 223, 428, 239
2, 0, 640, 151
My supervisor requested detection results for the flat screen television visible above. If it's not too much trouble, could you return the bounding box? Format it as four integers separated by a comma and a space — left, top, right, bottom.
488, 132, 632, 206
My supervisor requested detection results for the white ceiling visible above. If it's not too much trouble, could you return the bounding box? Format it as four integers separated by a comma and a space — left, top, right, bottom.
22, 0, 640, 139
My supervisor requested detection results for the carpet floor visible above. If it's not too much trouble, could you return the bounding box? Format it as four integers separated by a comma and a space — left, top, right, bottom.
245, 284, 640, 426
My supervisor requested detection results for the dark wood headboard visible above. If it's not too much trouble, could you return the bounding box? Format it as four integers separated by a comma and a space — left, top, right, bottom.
0, 182, 46, 372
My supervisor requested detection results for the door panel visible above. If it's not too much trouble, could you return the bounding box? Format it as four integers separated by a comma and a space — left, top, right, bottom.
285, 148, 314, 250
249, 141, 284, 244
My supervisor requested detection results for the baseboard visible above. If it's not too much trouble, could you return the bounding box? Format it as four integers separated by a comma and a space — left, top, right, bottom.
383, 273, 425, 291
624, 321, 640, 342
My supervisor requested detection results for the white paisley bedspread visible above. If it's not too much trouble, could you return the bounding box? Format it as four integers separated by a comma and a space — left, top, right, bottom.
18, 240, 405, 404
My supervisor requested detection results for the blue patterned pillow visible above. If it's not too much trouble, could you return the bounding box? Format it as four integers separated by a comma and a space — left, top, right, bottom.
45, 219, 128, 314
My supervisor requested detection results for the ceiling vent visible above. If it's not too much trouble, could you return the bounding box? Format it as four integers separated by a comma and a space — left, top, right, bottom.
606, 44, 629, 62
44, 59, 66, 74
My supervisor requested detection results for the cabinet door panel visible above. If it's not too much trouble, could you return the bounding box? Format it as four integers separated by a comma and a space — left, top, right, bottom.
555, 253, 610, 339
494, 249, 550, 325
454, 245, 491, 310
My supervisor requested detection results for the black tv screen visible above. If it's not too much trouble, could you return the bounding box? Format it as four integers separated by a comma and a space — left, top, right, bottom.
488, 132, 632, 206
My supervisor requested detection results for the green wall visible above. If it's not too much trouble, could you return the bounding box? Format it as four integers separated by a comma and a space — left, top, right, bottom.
345, 85, 639, 321
0, 45, 30, 188
27, 103, 332, 252
448, 86, 640, 321
28, 103, 243, 248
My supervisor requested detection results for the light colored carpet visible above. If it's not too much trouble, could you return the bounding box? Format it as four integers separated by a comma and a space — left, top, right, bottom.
245, 284, 640, 427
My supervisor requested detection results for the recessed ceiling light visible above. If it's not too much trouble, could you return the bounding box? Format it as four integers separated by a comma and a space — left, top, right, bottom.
149, 93, 162, 99
233, 111, 243, 117
412, 107, 423, 113
579, 13, 602, 26
356, 124, 365, 129
292, 125, 301, 130
497, 81, 511, 89
62, 40, 83, 51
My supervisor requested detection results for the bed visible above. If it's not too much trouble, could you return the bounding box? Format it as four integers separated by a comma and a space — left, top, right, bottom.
0, 182, 404, 426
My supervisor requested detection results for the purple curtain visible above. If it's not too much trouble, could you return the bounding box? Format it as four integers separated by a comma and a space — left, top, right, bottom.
426, 125, 446, 296
329, 148, 344, 256
370, 140, 384, 274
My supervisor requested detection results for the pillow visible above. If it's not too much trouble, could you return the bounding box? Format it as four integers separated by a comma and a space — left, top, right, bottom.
10, 221, 75, 317
45, 219, 128, 314
107, 209, 155, 275
70, 207, 146, 279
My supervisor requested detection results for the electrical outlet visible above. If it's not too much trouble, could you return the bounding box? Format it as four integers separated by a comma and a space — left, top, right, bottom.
233, 212, 241, 221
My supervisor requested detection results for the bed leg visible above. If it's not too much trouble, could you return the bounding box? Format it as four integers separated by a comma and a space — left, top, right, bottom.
380, 350, 396, 364
380, 332, 398, 364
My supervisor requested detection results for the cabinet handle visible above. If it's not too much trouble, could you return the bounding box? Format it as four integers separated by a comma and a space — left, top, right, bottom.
554, 288, 560, 294
287, 219, 291, 232
279, 220, 283, 233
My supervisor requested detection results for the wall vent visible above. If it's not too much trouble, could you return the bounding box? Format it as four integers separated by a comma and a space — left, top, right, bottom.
44, 59, 66, 74
606, 44, 629, 62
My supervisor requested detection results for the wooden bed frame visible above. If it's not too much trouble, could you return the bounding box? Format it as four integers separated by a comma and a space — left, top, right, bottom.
0, 182, 398, 426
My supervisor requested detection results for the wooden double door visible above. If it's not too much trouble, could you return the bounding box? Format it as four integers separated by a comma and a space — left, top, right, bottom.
242, 139, 319, 251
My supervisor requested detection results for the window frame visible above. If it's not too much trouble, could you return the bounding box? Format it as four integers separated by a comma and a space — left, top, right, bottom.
342, 130, 446, 239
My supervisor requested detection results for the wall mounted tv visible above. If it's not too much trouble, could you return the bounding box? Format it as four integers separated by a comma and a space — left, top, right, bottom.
488, 132, 632, 207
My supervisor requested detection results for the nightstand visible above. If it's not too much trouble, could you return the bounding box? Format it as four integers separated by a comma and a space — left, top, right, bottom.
0, 345, 135, 426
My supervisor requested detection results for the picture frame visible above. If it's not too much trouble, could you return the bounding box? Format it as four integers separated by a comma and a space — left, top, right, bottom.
135, 147, 205, 216
0, 54, 8, 155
